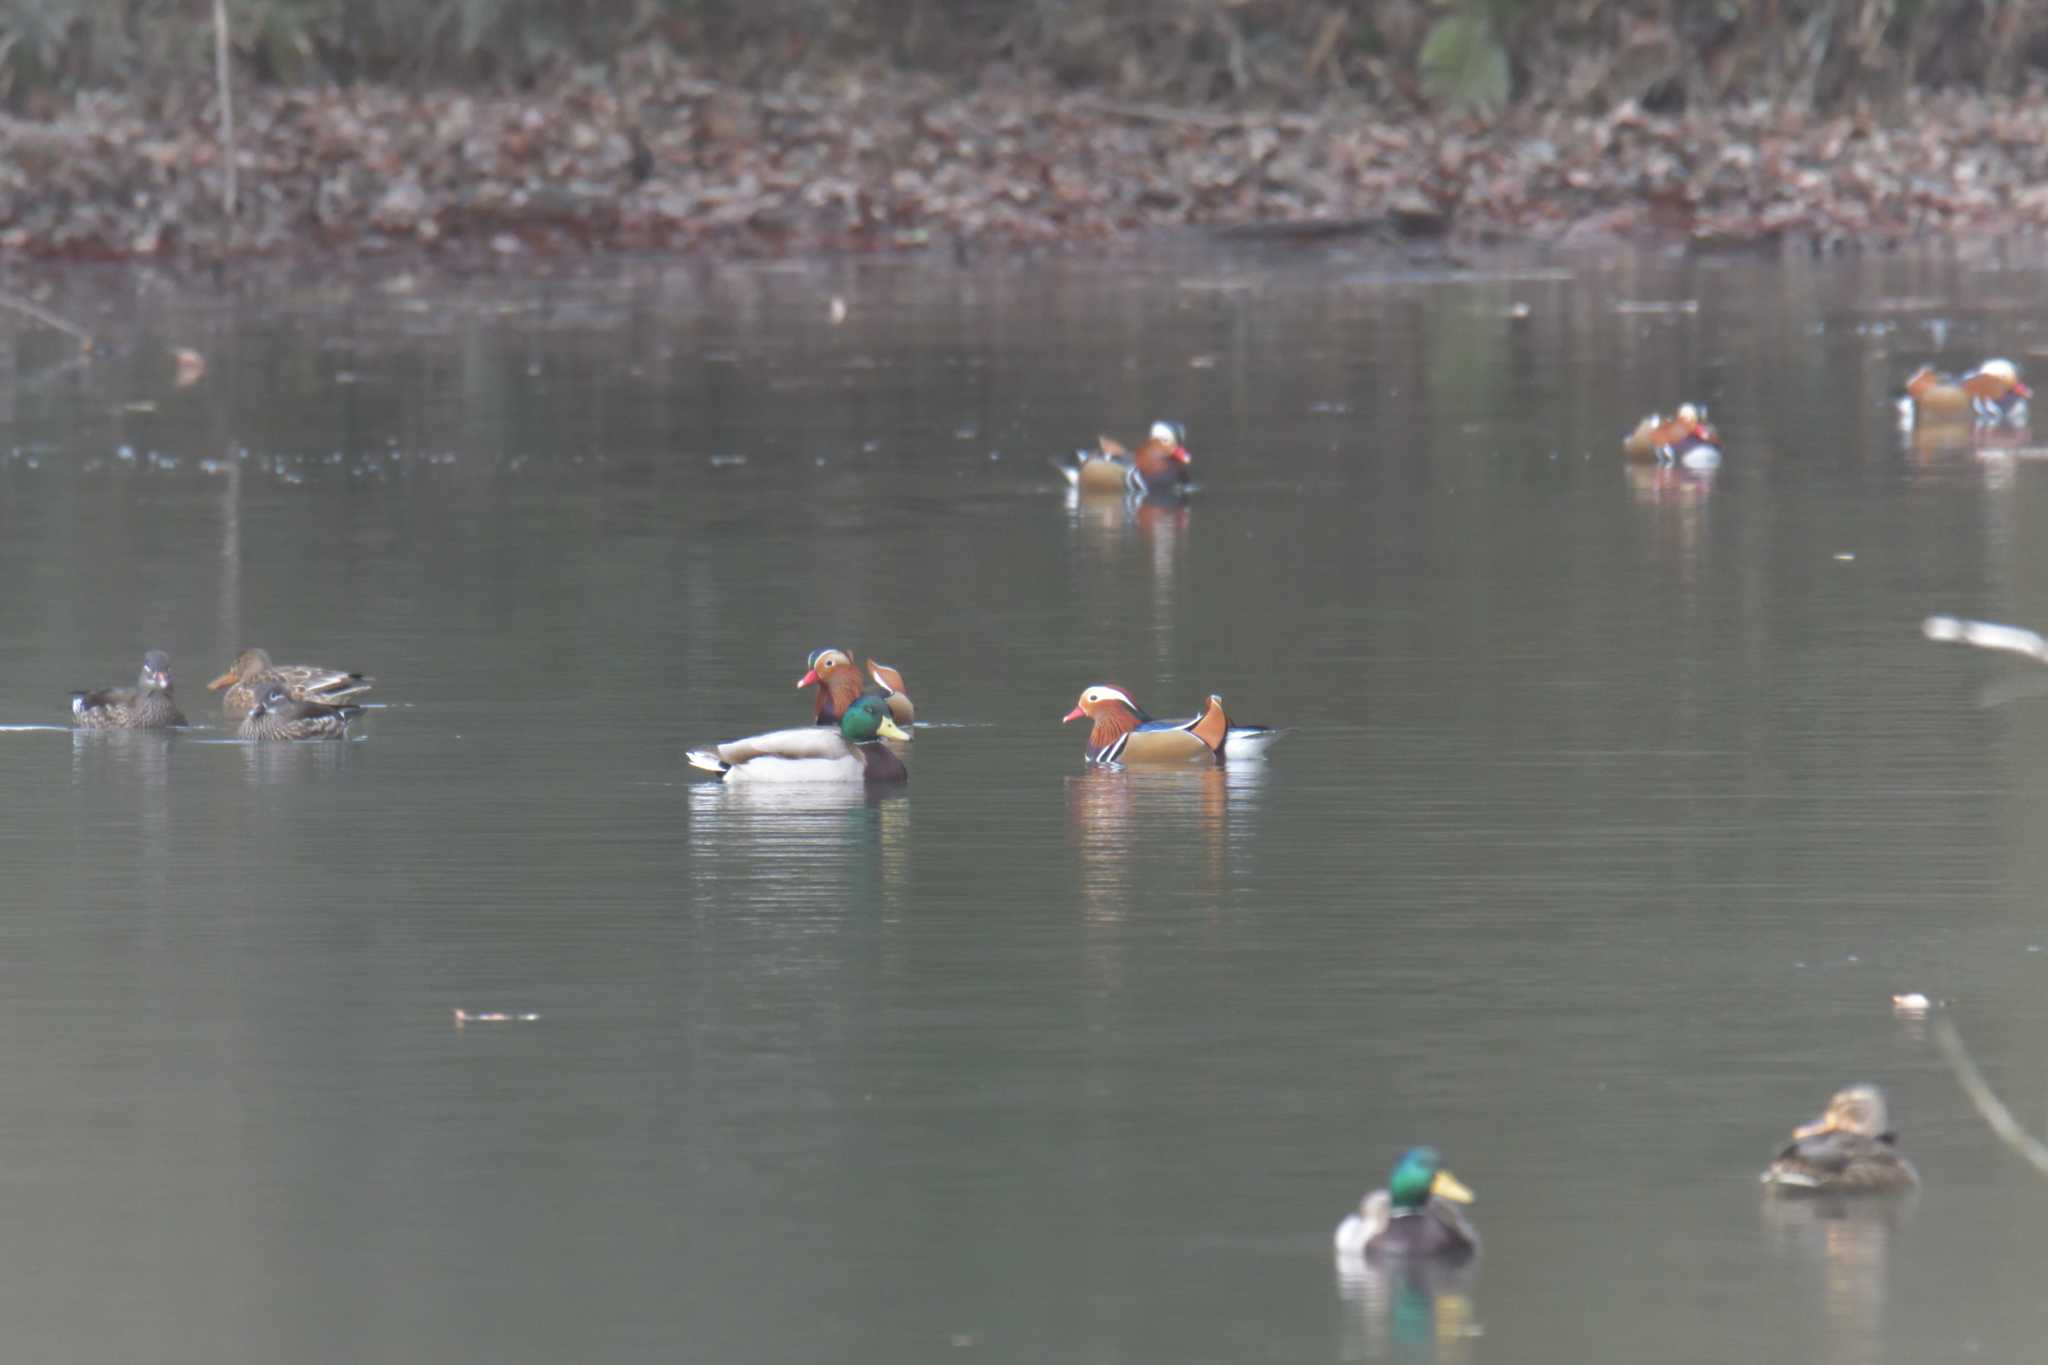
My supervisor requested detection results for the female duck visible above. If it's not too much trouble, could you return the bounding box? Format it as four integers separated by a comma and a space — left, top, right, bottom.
1052, 421, 1193, 497
1334, 1147, 1479, 1260
72, 650, 186, 729
1759, 1084, 1918, 1194
799, 647, 914, 731
238, 682, 361, 741
689, 695, 910, 784
209, 647, 372, 719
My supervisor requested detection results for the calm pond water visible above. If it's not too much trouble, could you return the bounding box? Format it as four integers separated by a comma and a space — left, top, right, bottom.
1, 246, 2046, 1363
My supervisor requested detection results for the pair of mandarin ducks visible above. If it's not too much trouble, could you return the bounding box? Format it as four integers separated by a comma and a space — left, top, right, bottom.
1336, 1084, 1914, 1269
1052, 421, 1194, 498
71, 647, 371, 740
1621, 402, 1722, 470
1898, 358, 2030, 429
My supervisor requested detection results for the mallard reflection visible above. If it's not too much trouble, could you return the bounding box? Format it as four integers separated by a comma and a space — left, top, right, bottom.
1760, 1188, 1912, 1365
687, 779, 910, 906
1334, 1251, 1481, 1364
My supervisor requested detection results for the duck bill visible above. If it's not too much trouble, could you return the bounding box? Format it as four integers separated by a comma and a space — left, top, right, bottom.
1173, 446, 1192, 464
1061, 706, 1087, 723
1430, 1170, 1475, 1204
151, 671, 172, 689
795, 669, 820, 689
1791, 1115, 1836, 1141
876, 717, 911, 742
2018, 382, 2035, 399
207, 671, 238, 691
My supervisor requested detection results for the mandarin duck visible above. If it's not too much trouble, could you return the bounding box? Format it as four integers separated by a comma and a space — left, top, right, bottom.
799, 647, 915, 732
237, 681, 361, 741
1622, 403, 1720, 470
1759, 1084, 1918, 1195
71, 650, 187, 729
1334, 1147, 1480, 1261
1899, 360, 2032, 430
1052, 421, 1193, 497
1062, 684, 1233, 765
688, 695, 910, 784
209, 648, 372, 720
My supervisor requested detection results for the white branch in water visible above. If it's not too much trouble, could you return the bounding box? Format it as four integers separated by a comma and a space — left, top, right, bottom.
1930, 1014, 2048, 1178
1923, 615, 2048, 664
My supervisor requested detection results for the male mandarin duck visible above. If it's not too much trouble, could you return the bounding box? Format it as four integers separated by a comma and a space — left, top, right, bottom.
238, 682, 361, 740
1334, 1147, 1480, 1261
71, 650, 187, 729
688, 695, 910, 784
209, 647, 372, 720
1621, 403, 1720, 470
1759, 1084, 1918, 1195
1063, 684, 1232, 764
1899, 360, 2032, 429
799, 647, 914, 732
1052, 421, 1193, 497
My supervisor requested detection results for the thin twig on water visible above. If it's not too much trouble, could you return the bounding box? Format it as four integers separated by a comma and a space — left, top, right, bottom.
214, 0, 237, 220
1930, 1014, 2048, 1177
0, 290, 93, 353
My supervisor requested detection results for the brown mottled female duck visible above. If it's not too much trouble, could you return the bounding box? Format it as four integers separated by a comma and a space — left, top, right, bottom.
237, 682, 361, 741
1052, 421, 1193, 497
71, 650, 187, 729
208, 648, 372, 720
1760, 1084, 1919, 1195
799, 647, 914, 732
1334, 1147, 1479, 1262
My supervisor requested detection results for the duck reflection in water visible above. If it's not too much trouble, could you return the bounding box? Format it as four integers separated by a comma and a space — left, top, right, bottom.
1335, 1252, 1480, 1364
1066, 762, 1236, 915
1760, 1184, 1914, 1365
687, 778, 911, 902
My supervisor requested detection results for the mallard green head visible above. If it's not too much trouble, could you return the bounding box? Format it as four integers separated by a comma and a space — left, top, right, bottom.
1386, 1147, 1474, 1212
840, 695, 910, 744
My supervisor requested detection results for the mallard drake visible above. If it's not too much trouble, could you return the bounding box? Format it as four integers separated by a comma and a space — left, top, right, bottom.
208, 648, 372, 719
688, 694, 910, 784
238, 682, 361, 741
1051, 421, 1193, 497
1334, 1147, 1479, 1261
798, 647, 915, 732
1760, 1084, 1919, 1195
1622, 403, 1720, 469
71, 650, 187, 729
1062, 684, 1229, 764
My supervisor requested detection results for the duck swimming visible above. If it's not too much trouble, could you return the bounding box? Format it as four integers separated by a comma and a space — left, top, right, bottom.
1334, 1147, 1479, 1261
238, 681, 361, 741
1052, 421, 1193, 497
799, 647, 914, 732
688, 695, 910, 784
209, 647, 372, 720
71, 650, 187, 730
1063, 684, 1229, 765
1759, 1084, 1918, 1195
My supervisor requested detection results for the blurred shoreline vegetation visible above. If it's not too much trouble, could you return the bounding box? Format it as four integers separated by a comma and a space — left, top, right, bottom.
1, 0, 2044, 114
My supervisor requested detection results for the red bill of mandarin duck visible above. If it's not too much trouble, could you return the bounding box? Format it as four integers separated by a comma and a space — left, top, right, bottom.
688, 695, 910, 785
209, 647, 372, 720
1759, 1084, 1918, 1195
71, 649, 187, 729
1052, 421, 1193, 497
237, 681, 361, 740
1622, 403, 1720, 470
1063, 684, 1230, 765
799, 648, 915, 732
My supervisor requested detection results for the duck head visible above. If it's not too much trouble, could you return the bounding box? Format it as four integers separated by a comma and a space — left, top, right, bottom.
1386, 1147, 1475, 1212
1062, 684, 1148, 725
1147, 420, 1192, 467
841, 695, 910, 744
248, 681, 292, 720
210, 648, 273, 691
139, 650, 175, 693
1791, 1084, 1890, 1141
798, 647, 865, 722
1964, 357, 2031, 401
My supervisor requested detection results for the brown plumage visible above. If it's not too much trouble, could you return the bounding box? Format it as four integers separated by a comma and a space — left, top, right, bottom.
1621, 404, 1717, 462
799, 647, 914, 733
1760, 1084, 1919, 1195
1062, 684, 1228, 764
1052, 421, 1193, 496
237, 682, 361, 741
71, 650, 187, 730
208, 648, 372, 719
